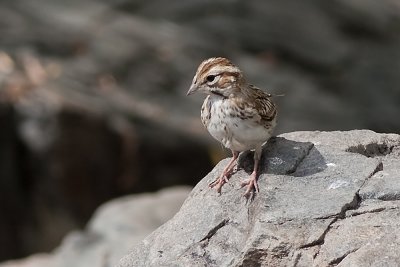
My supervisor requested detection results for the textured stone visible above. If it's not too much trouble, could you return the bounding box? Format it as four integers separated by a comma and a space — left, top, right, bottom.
3, 131, 400, 267
118, 130, 400, 267
359, 159, 400, 201
315, 207, 400, 266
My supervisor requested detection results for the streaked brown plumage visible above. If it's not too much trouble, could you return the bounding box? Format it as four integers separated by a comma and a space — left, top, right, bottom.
187, 57, 277, 197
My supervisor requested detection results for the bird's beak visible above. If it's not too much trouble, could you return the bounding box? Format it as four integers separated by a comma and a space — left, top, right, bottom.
186, 84, 198, 96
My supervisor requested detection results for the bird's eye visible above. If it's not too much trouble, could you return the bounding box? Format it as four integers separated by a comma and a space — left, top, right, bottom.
206, 75, 216, 82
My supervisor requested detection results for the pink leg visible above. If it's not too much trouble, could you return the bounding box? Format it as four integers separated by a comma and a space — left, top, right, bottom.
241, 147, 262, 197
209, 150, 239, 193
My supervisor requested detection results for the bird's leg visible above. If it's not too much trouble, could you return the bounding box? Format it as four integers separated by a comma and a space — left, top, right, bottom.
241, 146, 262, 197
209, 150, 239, 193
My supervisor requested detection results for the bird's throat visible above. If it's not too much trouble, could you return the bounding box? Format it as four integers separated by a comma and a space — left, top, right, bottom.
211, 90, 226, 99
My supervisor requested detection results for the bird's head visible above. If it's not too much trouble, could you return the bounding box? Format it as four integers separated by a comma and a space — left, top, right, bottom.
186, 57, 244, 98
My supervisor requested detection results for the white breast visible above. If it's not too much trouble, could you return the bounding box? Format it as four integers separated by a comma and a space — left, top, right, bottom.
205, 96, 275, 152
206, 97, 228, 145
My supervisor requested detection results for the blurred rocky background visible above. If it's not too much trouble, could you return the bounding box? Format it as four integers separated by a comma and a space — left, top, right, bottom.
0, 0, 400, 263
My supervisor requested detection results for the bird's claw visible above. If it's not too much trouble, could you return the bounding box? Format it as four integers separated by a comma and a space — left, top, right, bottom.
209, 176, 227, 194
209, 167, 234, 193
240, 177, 259, 198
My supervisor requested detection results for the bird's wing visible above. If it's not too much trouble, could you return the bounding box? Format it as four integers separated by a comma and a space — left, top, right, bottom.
248, 85, 277, 125
230, 89, 276, 129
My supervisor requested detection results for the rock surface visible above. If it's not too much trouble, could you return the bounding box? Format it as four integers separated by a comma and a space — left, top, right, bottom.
0, 187, 191, 267
118, 130, 400, 267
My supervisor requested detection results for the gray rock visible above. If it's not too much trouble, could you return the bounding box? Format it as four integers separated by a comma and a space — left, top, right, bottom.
315, 206, 400, 266
118, 130, 400, 267
359, 158, 400, 201
282, 130, 399, 155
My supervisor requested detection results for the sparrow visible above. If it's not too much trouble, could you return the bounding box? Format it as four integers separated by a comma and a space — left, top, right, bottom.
187, 57, 277, 197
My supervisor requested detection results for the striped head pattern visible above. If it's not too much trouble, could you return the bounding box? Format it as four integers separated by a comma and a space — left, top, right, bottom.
187, 57, 244, 98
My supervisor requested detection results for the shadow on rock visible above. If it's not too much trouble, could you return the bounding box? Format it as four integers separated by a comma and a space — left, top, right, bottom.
238, 136, 327, 177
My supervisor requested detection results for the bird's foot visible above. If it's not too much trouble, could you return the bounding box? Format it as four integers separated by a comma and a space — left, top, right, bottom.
240, 173, 259, 198
209, 176, 229, 194
209, 165, 237, 193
